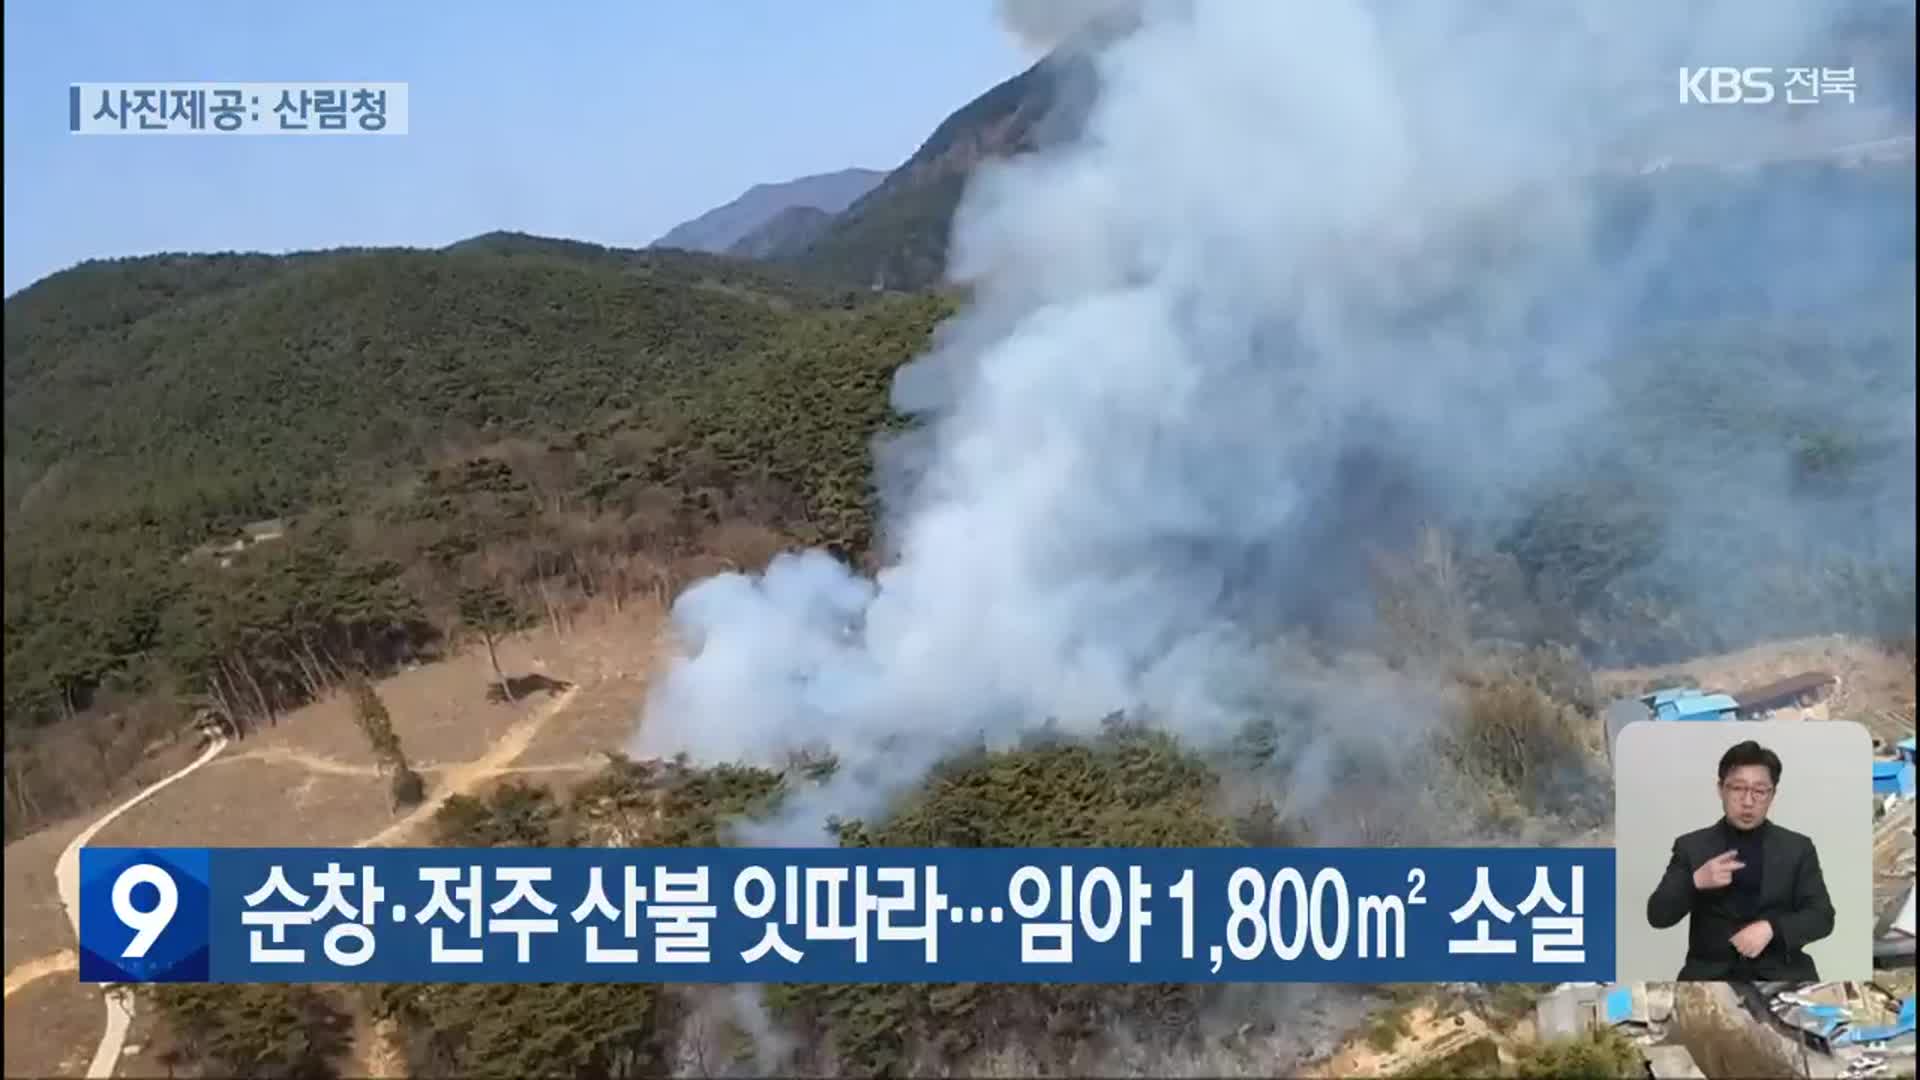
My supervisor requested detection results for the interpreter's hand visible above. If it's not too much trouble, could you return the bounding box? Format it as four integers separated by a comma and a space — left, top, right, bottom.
1731, 920, 1774, 958
1692, 849, 1744, 891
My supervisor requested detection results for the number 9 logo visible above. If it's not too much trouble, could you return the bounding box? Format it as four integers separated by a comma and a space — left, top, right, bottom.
112, 863, 179, 959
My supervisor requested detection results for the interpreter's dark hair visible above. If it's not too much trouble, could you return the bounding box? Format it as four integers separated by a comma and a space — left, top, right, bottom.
1717, 740, 1782, 785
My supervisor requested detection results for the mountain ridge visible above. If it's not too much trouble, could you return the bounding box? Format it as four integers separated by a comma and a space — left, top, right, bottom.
778, 49, 1099, 291
651, 167, 886, 254
726, 205, 837, 260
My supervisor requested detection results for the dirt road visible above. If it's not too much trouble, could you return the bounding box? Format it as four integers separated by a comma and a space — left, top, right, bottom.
2, 950, 77, 998
54, 733, 230, 1079
5, 605, 661, 1079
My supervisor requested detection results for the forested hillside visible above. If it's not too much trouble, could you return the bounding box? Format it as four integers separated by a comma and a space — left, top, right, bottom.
2, 236, 954, 836
8, 148, 1916, 843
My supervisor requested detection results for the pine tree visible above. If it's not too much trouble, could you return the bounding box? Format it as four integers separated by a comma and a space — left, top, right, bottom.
457, 583, 521, 702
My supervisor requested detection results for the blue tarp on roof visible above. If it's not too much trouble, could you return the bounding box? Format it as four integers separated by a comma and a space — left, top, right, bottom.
1872, 760, 1908, 795
1829, 997, 1917, 1047
1604, 986, 1633, 1025
1657, 693, 1739, 721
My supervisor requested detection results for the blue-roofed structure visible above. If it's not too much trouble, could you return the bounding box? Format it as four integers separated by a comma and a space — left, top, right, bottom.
1654, 692, 1740, 722
1872, 760, 1915, 798
1535, 982, 1674, 1039
1607, 686, 1742, 761
1898, 736, 1918, 766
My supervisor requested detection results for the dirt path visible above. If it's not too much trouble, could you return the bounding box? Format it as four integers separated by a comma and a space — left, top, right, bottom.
52, 733, 231, 1079
213, 744, 599, 781
342, 684, 586, 1079
4, 685, 588, 1078
5, 599, 668, 1068
357, 685, 581, 849
3, 950, 77, 999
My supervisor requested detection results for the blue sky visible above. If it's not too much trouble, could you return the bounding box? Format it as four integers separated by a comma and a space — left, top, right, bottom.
2, 2, 1034, 295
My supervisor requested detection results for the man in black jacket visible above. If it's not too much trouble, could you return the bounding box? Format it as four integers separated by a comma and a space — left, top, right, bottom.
1645, 739, 1836, 981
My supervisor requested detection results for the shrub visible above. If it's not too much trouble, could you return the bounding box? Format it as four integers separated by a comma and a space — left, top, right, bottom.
1505, 1027, 1644, 1079
1392, 1034, 1503, 1079
431, 782, 564, 847
1445, 672, 1586, 807
1367, 1008, 1416, 1053
390, 764, 426, 809
1506, 644, 1598, 718
1480, 983, 1548, 1029
564, 754, 787, 848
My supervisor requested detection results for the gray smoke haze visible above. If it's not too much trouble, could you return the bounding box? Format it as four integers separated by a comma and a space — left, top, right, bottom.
632, 0, 1914, 844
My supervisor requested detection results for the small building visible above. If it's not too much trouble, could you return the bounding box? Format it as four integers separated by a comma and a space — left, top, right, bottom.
1607, 689, 1739, 761
1536, 983, 1668, 1040
1730, 671, 1838, 716
1898, 737, 1918, 767
1537, 984, 1609, 1039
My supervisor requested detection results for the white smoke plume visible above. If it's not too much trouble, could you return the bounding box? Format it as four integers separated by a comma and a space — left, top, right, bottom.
993, 0, 1143, 52
632, 0, 1914, 843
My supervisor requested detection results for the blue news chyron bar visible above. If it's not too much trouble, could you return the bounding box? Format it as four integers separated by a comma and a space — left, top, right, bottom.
78, 847, 1616, 985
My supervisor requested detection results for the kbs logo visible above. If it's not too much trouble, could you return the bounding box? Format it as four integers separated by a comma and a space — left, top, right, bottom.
1679, 67, 1775, 104
1679, 66, 1857, 105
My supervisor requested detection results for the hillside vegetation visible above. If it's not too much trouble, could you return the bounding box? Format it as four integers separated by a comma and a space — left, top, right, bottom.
134, 646, 1613, 1078
20, 11, 1917, 1077
2, 236, 954, 837
8, 199, 1916, 840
